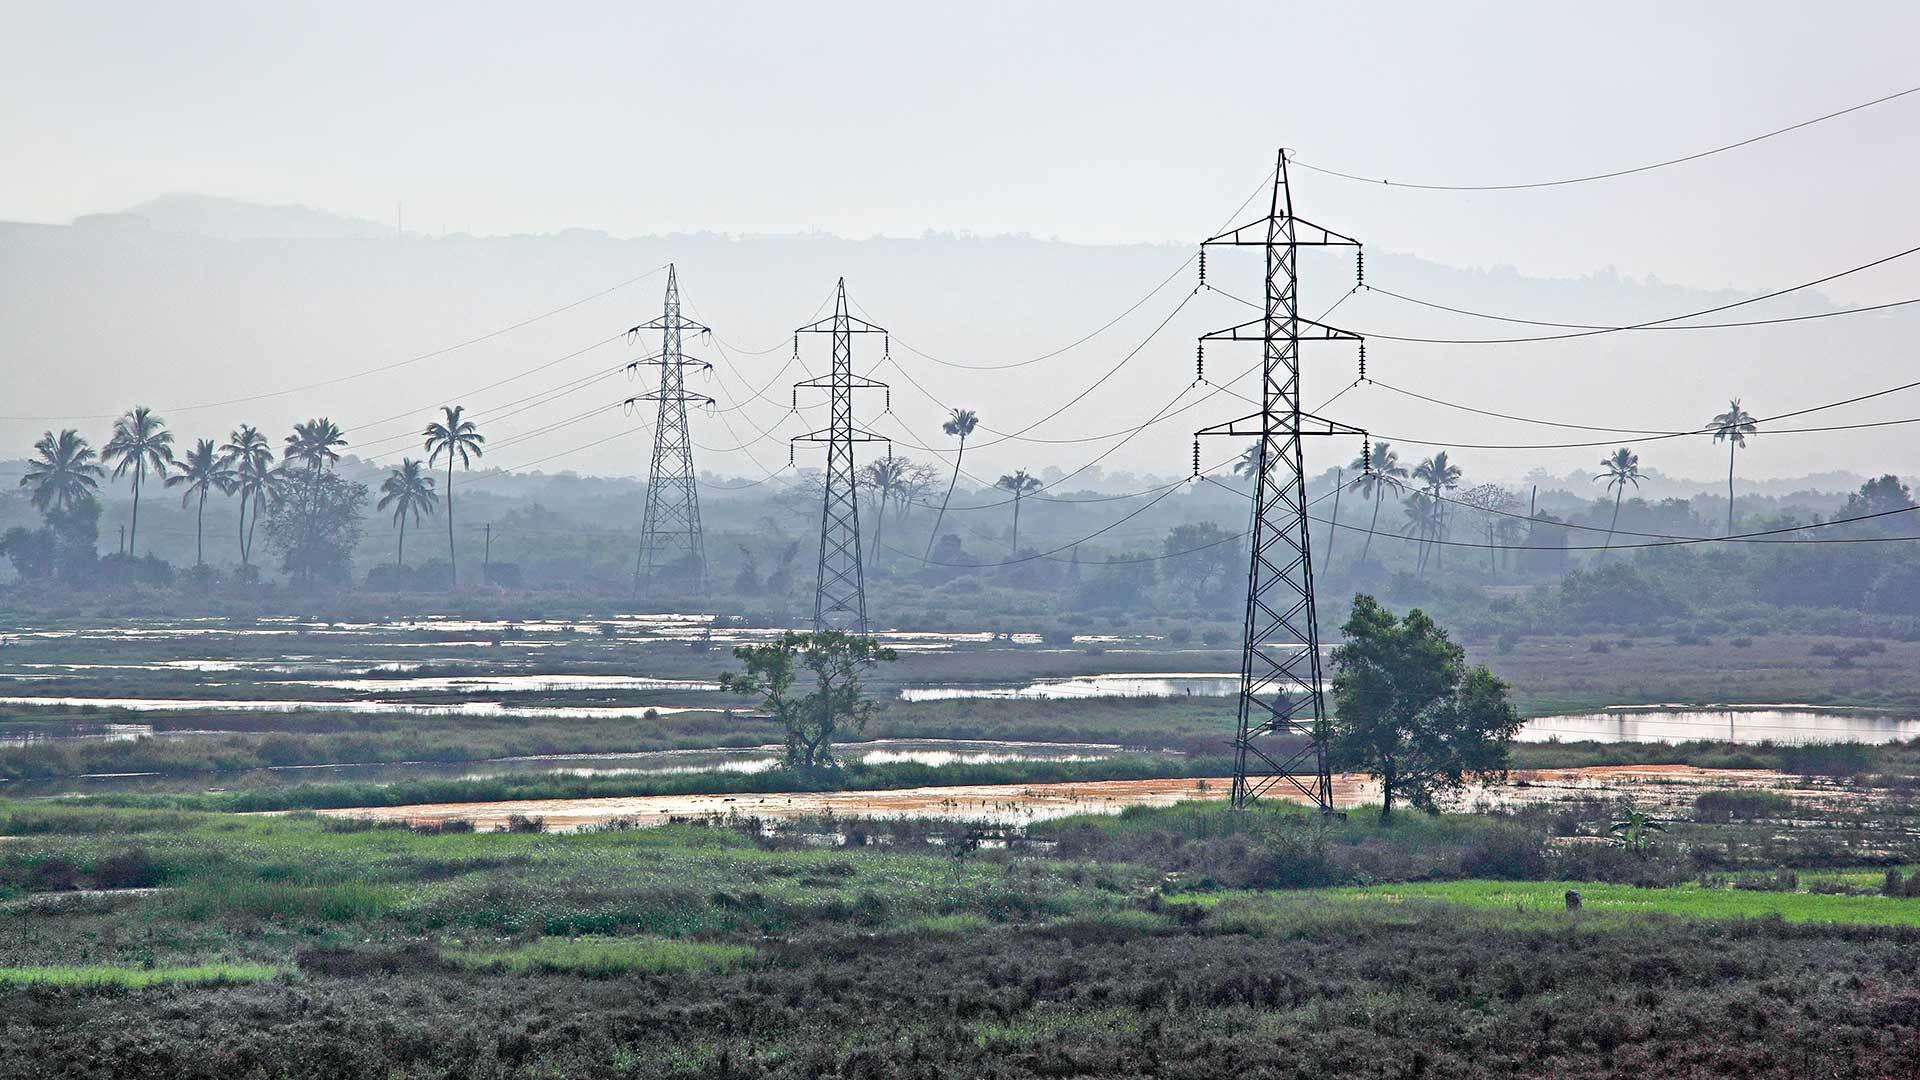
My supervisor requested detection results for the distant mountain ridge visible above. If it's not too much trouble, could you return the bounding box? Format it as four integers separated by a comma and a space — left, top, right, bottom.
75, 193, 393, 240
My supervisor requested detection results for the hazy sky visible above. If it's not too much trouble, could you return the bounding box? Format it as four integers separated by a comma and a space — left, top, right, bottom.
4, 1, 1920, 489
7, 1, 1920, 294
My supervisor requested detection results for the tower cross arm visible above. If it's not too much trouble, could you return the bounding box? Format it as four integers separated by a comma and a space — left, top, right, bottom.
1202, 214, 1361, 248
630, 315, 711, 335
794, 373, 889, 391
794, 313, 887, 335
1200, 316, 1364, 343
791, 427, 892, 445
626, 391, 716, 407
1195, 411, 1366, 439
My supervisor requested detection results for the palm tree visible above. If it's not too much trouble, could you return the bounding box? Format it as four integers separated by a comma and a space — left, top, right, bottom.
994, 469, 1043, 554
1593, 447, 1646, 552
1399, 491, 1435, 570
923, 408, 979, 560
377, 459, 438, 568
220, 426, 275, 567
1347, 441, 1407, 568
283, 418, 347, 473
101, 407, 174, 556
1233, 439, 1265, 484
1708, 399, 1758, 535
1412, 450, 1462, 570
423, 405, 485, 586
164, 439, 234, 567
19, 429, 103, 513
858, 458, 908, 571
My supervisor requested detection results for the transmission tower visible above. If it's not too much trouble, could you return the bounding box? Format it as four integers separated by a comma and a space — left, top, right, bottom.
628, 264, 714, 601
791, 278, 890, 634
1194, 150, 1366, 813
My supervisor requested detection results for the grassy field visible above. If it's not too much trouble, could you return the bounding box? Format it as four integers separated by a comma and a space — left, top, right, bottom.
5, 791, 1920, 1076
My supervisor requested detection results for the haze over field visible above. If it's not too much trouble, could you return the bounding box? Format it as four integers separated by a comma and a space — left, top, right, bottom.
4, 2, 1920, 490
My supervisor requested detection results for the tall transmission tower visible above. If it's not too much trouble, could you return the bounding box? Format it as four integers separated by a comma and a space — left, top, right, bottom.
791, 278, 890, 634
1195, 150, 1366, 813
628, 264, 714, 601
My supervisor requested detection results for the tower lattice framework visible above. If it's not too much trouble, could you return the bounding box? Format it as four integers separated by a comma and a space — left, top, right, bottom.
1195, 150, 1367, 813
792, 278, 890, 634
629, 264, 713, 600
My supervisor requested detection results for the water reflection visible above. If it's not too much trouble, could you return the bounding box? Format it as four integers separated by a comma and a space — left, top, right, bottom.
1521, 708, 1920, 746
902, 673, 1241, 701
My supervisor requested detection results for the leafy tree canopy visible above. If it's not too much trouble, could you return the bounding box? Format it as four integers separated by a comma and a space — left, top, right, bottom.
717, 631, 898, 772
1330, 594, 1523, 819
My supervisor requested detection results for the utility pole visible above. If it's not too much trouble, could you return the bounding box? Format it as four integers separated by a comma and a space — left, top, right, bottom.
1195, 149, 1366, 814
792, 278, 890, 634
627, 264, 714, 602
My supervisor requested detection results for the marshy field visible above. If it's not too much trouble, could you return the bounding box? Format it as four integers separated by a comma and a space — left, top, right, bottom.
4, 615, 1920, 1078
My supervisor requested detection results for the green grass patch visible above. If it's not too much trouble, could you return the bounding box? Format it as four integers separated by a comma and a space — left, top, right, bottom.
1334, 879, 1920, 926
450, 935, 751, 977
0, 963, 278, 988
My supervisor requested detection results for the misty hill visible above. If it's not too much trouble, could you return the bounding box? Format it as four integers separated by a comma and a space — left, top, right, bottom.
1, 194, 1910, 494
76, 193, 393, 241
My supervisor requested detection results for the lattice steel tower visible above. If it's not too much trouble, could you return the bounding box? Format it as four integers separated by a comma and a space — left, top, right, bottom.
628, 264, 714, 600
1195, 150, 1366, 813
791, 278, 890, 634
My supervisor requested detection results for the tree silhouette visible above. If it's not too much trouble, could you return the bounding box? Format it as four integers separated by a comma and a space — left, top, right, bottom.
377, 458, 438, 568
424, 405, 485, 587
923, 408, 978, 561
1232, 439, 1265, 484
281, 418, 348, 585
858, 458, 908, 572
1709, 398, 1758, 535
1399, 491, 1435, 571
283, 418, 347, 473
102, 407, 174, 556
1412, 451, 1462, 570
1347, 441, 1407, 568
165, 438, 235, 567
221, 426, 277, 569
20, 429, 103, 514
994, 468, 1043, 554
1593, 447, 1647, 552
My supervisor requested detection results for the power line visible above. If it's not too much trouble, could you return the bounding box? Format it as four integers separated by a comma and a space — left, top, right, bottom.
1288, 84, 1920, 191
1368, 286, 1920, 335
0, 266, 667, 423
1317, 500, 1920, 550
1223, 243, 1920, 345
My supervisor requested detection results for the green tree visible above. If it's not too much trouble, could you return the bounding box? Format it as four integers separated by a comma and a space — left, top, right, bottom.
1329, 595, 1523, 820
220, 425, 277, 569
717, 631, 898, 771
1161, 521, 1242, 598
164, 438, 235, 567
1347, 441, 1408, 569
283, 418, 347, 473
1398, 491, 1435, 572
1708, 398, 1758, 535
423, 405, 485, 587
19, 429, 103, 514
923, 408, 978, 561
1233, 439, 1265, 484
263, 471, 367, 588
1593, 447, 1646, 552
994, 468, 1043, 554
377, 458, 438, 568
102, 406, 174, 556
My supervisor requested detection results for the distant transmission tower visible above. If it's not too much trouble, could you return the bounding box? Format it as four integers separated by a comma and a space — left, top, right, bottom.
628, 264, 714, 601
791, 278, 890, 634
1195, 150, 1366, 813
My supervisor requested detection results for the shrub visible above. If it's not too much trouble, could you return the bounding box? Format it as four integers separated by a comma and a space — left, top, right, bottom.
1587, 639, 1612, 654
1459, 823, 1550, 879
1731, 636, 1754, 648
1201, 628, 1231, 646
92, 848, 164, 889
504, 814, 545, 834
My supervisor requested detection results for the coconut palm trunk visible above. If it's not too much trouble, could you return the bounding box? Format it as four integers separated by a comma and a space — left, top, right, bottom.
445, 456, 457, 584
926, 434, 966, 559
1726, 441, 1737, 536
397, 513, 408, 568
1322, 468, 1342, 570
1010, 489, 1022, 555
1606, 486, 1625, 552
868, 487, 888, 573
1361, 493, 1382, 566
194, 486, 206, 566
128, 463, 143, 555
